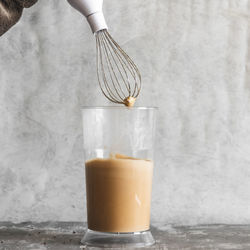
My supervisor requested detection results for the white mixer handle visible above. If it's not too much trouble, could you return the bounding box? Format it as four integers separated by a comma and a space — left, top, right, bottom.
67, 0, 108, 33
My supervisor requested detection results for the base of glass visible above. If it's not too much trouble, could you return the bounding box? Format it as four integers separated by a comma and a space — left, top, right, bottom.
81, 229, 155, 248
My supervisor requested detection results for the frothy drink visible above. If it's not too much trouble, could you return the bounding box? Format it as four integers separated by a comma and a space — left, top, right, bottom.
85, 154, 153, 233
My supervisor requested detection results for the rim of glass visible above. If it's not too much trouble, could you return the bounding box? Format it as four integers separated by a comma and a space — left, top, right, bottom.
81, 106, 158, 110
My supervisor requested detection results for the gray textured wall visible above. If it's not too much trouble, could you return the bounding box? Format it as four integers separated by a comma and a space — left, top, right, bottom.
1, 0, 250, 225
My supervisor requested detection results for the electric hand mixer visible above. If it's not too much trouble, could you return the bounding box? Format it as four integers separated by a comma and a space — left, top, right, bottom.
67, 0, 141, 107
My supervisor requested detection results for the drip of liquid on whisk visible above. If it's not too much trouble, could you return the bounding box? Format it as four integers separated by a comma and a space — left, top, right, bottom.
124, 97, 136, 107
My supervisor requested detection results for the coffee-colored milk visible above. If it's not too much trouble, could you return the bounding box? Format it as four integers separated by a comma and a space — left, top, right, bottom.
85, 154, 153, 233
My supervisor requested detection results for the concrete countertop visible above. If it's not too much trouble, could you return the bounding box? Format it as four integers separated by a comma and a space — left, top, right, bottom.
1, 222, 250, 249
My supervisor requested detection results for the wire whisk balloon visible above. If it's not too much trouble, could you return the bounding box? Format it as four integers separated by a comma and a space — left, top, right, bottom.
67, 0, 141, 106
96, 29, 141, 106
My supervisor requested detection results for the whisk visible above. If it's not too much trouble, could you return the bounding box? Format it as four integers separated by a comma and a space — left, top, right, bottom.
67, 0, 141, 107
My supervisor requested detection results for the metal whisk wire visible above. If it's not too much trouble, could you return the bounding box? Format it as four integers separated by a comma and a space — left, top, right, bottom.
96, 29, 141, 106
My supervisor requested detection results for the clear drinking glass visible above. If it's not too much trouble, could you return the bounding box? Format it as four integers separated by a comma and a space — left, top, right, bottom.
81, 107, 157, 248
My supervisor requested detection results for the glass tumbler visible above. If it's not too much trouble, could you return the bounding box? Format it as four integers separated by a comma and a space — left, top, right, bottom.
81, 107, 157, 248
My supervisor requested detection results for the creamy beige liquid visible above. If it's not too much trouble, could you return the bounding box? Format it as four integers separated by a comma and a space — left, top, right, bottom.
85, 154, 153, 233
